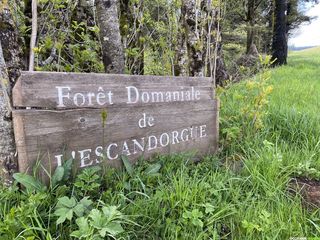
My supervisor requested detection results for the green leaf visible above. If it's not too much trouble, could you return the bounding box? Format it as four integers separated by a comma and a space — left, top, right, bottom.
56, 196, 77, 208
204, 203, 215, 214
89, 209, 105, 227
66, 209, 74, 220
13, 173, 46, 192
182, 210, 192, 219
79, 197, 93, 209
191, 218, 204, 228
88, 207, 124, 238
99, 228, 108, 237
74, 203, 85, 217
62, 158, 73, 181
102, 206, 122, 221
145, 163, 161, 175
191, 209, 203, 219
103, 222, 124, 236
56, 214, 67, 225
55, 208, 74, 225
121, 156, 134, 177
55, 196, 77, 224
73, 197, 92, 217
51, 166, 64, 187
70, 217, 91, 238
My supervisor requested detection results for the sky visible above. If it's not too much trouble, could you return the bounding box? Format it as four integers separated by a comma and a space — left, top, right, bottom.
289, 3, 320, 47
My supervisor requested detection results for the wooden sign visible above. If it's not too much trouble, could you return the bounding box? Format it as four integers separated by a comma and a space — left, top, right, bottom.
12, 72, 219, 174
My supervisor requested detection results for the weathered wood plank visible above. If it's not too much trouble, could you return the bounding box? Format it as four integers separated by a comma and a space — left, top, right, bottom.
13, 71, 214, 109
13, 100, 219, 174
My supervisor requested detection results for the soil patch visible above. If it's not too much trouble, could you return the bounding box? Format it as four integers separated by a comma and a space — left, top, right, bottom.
289, 177, 320, 208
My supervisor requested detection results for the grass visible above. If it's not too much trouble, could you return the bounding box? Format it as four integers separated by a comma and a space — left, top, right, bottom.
1, 48, 320, 239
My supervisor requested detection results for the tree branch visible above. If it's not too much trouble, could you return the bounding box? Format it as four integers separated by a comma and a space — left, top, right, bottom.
29, 0, 38, 71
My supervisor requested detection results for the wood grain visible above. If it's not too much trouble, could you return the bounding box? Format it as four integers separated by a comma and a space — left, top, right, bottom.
13, 100, 219, 174
13, 71, 214, 109
12, 72, 219, 178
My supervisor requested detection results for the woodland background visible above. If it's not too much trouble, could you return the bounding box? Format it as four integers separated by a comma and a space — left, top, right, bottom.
1, 0, 318, 80
1, 1, 320, 239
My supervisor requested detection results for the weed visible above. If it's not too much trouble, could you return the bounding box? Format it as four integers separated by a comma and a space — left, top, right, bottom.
1, 48, 320, 239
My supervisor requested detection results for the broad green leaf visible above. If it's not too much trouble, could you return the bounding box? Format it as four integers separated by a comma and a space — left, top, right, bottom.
51, 166, 64, 187
13, 173, 46, 192
74, 197, 92, 217
55, 207, 68, 224
103, 222, 124, 236
62, 158, 73, 181
102, 206, 122, 221
204, 203, 215, 214
121, 156, 133, 176
55, 196, 78, 224
191, 209, 203, 219
79, 197, 93, 209
89, 209, 102, 220
74, 203, 85, 217
99, 228, 108, 237
192, 218, 204, 228
70, 230, 82, 239
56, 214, 67, 225
92, 235, 104, 240
183, 210, 192, 219
54, 207, 74, 224
66, 209, 74, 220
70, 217, 91, 238
56, 196, 77, 208
89, 209, 107, 229
144, 163, 161, 175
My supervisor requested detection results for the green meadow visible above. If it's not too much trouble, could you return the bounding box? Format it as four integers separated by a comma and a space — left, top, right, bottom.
1, 48, 320, 239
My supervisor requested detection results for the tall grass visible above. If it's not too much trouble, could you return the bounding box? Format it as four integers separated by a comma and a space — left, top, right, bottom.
1, 48, 320, 239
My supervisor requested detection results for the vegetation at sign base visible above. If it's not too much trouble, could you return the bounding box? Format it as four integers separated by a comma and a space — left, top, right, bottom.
1, 49, 320, 239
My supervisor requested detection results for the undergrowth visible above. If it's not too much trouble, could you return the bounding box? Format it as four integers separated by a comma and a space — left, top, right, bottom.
1, 50, 320, 239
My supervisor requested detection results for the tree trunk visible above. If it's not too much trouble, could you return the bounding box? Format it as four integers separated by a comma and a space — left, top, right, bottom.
0, 2, 21, 185
271, 0, 288, 66
262, 0, 274, 54
178, 0, 228, 84
208, 4, 229, 85
0, 43, 16, 185
174, 8, 188, 76
246, 0, 256, 54
182, 0, 206, 77
95, 0, 125, 74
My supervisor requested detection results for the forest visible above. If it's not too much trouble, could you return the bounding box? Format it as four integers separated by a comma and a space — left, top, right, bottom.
1, 0, 320, 239
1, 0, 316, 79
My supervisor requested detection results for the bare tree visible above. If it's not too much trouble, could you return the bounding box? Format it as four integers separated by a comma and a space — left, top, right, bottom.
183, 0, 207, 77
95, 0, 125, 73
174, 5, 189, 77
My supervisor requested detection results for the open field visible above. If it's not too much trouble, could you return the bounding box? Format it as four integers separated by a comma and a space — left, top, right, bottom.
1, 48, 320, 239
